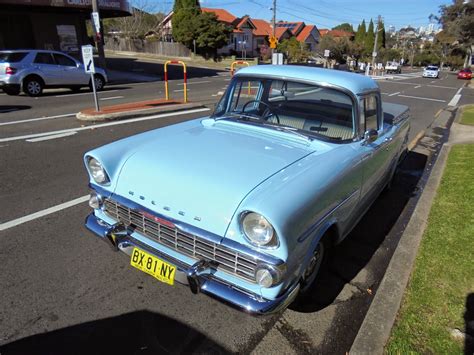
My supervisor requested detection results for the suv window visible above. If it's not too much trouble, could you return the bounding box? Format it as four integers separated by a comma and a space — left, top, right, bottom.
54, 53, 76, 67
34, 53, 55, 65
0, 52, 28, 63
364, 95, 379, 131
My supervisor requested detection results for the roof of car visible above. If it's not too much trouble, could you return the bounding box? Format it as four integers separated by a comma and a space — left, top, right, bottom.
235, 65, 379, 95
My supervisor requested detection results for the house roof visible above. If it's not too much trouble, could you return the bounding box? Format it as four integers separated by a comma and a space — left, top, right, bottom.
252, 19, 272, 36
201, 8, 237, 24
235, 15, 256, 29
319, 29, 330, 36
296, 25, 316, 42
276, 21, 305, 35
320, 29, 354, 38
275, 27, 292, 40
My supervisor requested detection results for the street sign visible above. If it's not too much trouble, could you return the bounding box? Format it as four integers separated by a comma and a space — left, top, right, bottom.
272, 53, 284, 65
81, 45, 95, 74
269, 36, 278, 49
324, 49, 330, 57
91, 12, 101, 34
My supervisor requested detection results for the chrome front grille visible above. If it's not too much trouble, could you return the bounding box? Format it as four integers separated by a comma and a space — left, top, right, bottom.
103, 199, 258, 283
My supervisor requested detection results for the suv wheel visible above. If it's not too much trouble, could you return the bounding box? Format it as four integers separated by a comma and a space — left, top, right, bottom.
24, 77, 44, 97
90, 75, 105, 91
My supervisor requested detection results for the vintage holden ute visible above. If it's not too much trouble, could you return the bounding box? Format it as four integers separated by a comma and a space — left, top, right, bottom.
84, 65, 409, 315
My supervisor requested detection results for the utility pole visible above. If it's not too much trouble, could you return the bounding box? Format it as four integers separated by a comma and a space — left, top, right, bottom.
371, 15, 381, 75
92, 0, 106, 70
272, 0, 276, 54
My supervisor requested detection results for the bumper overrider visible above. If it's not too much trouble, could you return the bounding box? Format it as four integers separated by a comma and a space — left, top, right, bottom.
85, 212, 300, 315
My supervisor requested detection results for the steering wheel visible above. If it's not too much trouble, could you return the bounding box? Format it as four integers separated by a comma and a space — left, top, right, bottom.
241, 100, 280, 124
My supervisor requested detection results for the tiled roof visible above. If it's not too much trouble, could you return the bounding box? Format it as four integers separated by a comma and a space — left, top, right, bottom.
275, 27, 291, 40
320, 29, 354, 37
296, 25, 316, 42
236, 15, 256, 29
319, 29, 330, 36
252, 19, 272, 36
201, 8, 237, 24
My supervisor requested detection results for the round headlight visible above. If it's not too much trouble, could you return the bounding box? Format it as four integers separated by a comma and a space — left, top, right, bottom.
242, 212, 275, 247
88, 158, 108, 184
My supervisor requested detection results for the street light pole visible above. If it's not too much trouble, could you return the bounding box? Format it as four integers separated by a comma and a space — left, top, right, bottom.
371, 15, 381, 75
92, 0, 106, 70
271, 0, 276, 55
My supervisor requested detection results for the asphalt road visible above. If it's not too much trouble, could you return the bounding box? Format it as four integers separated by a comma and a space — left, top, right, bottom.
0, 66, 469, 354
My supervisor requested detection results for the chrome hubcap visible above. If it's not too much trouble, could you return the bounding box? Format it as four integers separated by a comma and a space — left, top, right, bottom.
304, 243, 323, 279
94, 78, 103, 90
28, 81, 41, 94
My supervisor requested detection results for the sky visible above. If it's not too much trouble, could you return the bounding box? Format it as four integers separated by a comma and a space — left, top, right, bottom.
146, 0, 453, 31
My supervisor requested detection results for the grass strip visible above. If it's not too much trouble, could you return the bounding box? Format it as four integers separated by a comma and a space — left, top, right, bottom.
459, 105, 474, 126
386, 144, 474, 354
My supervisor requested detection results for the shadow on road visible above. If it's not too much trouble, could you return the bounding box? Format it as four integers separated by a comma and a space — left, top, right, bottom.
0, 105, 31, 113
465, 293, 474, 355
0, 310, 229, 355
291, 150, 428, 313
106, 57, 226, 81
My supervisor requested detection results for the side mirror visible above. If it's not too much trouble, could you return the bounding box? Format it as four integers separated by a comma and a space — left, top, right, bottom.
364, 129, 378, 144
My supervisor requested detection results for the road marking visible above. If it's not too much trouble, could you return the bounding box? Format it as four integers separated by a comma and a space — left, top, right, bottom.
397, 95, 446, 102
54, 89, 119, 98
100, 96, 124, 101
384, 81, 419, 86
389, 92, 400, 96
414, 85, 421, 89
427, 85, 457, 89
0, 108, 211, 143
448, 87, 463, 106
0, 195, 89, 231
173, 89, 189, 92
0, 113, 77, 126
26, 131, 77, 142
177, 81, 211, 86
408, 130, 425, 151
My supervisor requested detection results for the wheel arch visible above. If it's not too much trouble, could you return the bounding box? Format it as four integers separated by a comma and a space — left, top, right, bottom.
22, 73, 45, 88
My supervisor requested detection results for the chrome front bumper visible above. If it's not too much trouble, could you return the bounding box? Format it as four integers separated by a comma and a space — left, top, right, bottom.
85, 213, 300, 315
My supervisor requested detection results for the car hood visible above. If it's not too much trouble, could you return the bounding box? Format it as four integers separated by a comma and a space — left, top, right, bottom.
112, 119, 315, 238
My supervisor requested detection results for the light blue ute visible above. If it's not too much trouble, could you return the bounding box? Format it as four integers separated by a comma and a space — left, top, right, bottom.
84, 65, 410, 315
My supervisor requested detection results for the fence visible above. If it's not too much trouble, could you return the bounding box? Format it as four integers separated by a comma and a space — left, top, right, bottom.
105, 37, 191, 58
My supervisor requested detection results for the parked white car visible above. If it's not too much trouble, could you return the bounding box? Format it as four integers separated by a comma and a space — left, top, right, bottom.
0, 49, 107, 96
422, 66, 439, 78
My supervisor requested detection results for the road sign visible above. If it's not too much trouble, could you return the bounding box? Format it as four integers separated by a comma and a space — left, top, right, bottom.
91, 12, 101, 34
324, 49, 330, 57
81, 45, 95, 74
269, 36, 278, 49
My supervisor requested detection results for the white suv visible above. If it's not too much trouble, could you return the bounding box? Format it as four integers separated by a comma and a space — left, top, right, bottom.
0, 49, 108, 96
422, 65, 439, 78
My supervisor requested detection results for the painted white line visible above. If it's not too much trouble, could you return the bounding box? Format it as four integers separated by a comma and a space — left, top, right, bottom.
26, 131, 77, 142
173, 89, 189, 92
427, 85, 457, 90
54, 89, 119, 98
0, 108, 211, 143
448, 95, 461, 106
414, 85, 421, 89
0, 113, 77, 126
0, 195, 89, 231
384, 81, 419, 86
398, 95, 446, 103
177, 81, 211, 86
100, 96, 124, 101
224, 79, 231, 81
389, 92, 400, 96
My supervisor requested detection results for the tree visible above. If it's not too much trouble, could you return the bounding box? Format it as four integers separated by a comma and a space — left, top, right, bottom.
172, 0, 201, 47
277, 37, 310, 63
376, 19, 385, 50
365, 19, 375, 55
435, 0, 474, 66
332, 23, 354, 33
355, 20, 366, 45
319, 35, 350, 63
195, 12, 231, 58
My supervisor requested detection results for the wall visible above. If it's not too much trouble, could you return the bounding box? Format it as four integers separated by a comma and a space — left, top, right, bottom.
105, 37, 191, 58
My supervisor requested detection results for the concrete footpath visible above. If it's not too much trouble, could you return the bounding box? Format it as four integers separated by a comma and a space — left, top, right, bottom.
350, 105, 474, 354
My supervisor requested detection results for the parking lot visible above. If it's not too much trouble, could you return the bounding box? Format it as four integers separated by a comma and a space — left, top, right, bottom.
0, 68, 468, 354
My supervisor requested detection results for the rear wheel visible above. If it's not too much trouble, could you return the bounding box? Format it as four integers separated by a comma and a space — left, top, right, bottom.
23, 77, 44, 97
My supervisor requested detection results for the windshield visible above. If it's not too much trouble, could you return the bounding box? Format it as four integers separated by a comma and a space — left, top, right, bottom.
426, 66, 438, 71
213, 77, 355, 142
